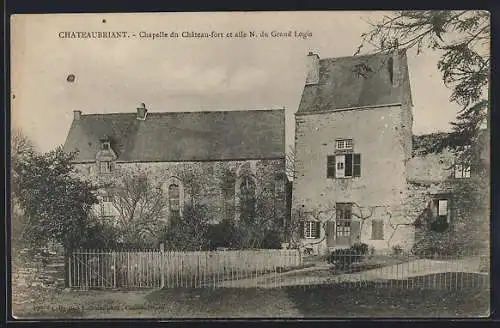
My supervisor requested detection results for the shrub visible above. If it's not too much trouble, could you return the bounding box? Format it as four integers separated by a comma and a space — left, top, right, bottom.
205, 219, 240, 250
411, 237, 461, 258
260, 229, 282, 249
392, 244, 404, 256
351, 243, 368, 255
326, 243, 368, 269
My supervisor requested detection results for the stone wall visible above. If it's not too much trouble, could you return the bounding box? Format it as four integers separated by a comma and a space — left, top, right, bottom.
292, 105, 414, 253
12, 245, 66, 307
405, 144, 489, 254
74, 158, 287, 226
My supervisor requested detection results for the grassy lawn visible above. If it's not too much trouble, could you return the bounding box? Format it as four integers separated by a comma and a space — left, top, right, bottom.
13, 282, 490, 319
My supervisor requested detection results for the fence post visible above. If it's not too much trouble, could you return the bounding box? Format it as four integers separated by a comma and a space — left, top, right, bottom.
67, 248, 72, 288
112, 250, 117, 289
160, 243, 165, 289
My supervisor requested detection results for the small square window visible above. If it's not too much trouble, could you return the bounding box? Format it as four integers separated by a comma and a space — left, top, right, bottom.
336, 139, 353, 150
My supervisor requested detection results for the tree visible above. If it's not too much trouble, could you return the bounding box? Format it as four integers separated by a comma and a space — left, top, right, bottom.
13, 143, 99, 250
233, 169, 286, 249
11, 129, 36, 252
356, 10, 490, 159
357, 11, 490, 255
159, 203, 211, 251
285, 145, 297, 181
157, 167, 212, 251
107, 169, 169, 247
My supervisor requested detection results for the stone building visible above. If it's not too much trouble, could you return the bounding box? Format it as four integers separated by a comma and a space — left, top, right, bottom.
291, 49, 489, 255
406, 130, 489, 253
291, 50, 415, 254
63, 106, 287, 241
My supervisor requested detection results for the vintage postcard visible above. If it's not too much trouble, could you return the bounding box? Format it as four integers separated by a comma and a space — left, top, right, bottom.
10, 11, 490, 319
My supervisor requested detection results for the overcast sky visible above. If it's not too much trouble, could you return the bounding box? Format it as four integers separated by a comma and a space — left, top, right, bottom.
11, 11, 465, 153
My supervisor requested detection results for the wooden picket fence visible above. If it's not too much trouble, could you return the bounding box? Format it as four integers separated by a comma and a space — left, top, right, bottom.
67, 246, 302, 289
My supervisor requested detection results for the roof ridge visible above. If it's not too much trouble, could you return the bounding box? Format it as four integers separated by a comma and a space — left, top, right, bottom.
319, 51, 392, 62
80, 108, 285, 117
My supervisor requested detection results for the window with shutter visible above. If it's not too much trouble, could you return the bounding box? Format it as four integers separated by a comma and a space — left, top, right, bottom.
329, 154, 361, 179
303, 221, 320, 239
345, 154, 353, 177
327, 156, 336, 178
335, 155, 345, 178
371, 219, 384, 240
315, 221, 321, 238
353, 154, 361, 177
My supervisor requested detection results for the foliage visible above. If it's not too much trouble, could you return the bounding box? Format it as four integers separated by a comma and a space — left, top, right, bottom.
233, 177, 284, 249
357, 10, 490, 159
391, 244, 404, 256
205, 219, 240, 250
108, 169, 168, 247
326, 243, 369, 269
159, 203, 211, 251
285, 145, 297, 181
411, 234, 461, 258
11, 130, 36, 251
13, 134, 99, 249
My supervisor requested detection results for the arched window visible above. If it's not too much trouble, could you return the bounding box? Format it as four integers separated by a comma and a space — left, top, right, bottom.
239, 176, 256, 222
169, 184, 181, 222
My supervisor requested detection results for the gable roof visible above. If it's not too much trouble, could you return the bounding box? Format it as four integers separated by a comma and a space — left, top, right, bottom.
297, 51, 410, 114
63, 109, 285, 162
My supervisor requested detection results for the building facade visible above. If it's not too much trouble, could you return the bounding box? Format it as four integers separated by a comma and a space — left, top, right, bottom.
63, 107, 287, 240
292, 51, 415, 254
406, 131, 489, 253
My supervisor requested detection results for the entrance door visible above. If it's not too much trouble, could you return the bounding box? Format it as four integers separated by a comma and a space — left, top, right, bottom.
335, 203, 352, 246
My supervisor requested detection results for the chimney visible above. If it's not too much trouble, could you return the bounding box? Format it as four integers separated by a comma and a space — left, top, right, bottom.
305, 51, 320, 85
73, 110, 82, 120
137, 103, 148, 120
391, 50, 403, 87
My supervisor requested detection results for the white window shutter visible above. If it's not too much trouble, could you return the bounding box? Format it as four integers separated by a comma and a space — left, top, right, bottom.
335, 155, 345, 178
438, 200, 448, 216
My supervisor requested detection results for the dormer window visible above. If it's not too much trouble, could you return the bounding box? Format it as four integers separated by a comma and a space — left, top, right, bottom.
100, 135, 112, 151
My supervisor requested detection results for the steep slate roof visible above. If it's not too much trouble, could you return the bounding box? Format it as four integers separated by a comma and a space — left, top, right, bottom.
297, 51, 408, 114
63, 109, 285, 162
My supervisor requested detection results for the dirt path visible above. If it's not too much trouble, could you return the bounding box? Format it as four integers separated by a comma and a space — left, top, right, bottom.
216, 257, 486, 288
